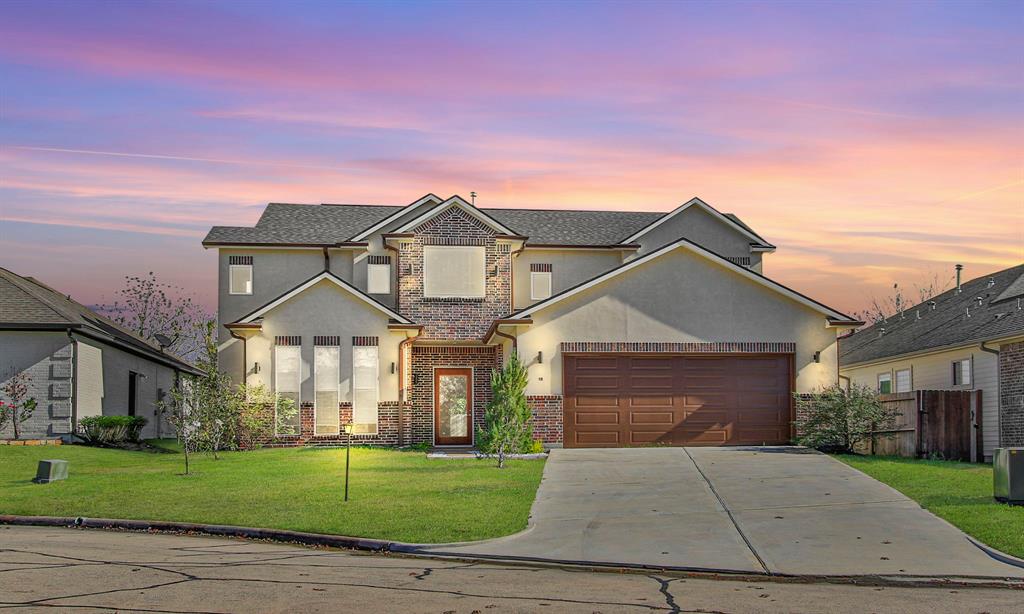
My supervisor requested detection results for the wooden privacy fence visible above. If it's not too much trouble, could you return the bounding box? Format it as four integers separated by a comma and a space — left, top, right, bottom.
859, 390, 983, 462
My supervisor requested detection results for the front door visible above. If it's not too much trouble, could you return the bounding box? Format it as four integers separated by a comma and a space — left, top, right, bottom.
434, 368, 473, 445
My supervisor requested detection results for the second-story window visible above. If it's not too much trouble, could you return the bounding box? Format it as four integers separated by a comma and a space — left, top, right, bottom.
423, 245, 485, 298
530, 263, 552, 300
367, 255, 391, 295
229, 256, 253, 295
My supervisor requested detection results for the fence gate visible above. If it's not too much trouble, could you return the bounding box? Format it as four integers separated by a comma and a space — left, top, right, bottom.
870, 390, 982, 462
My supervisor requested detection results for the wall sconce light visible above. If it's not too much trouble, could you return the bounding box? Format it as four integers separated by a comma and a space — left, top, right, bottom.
536, 351, 543, 364
390, 362, 396, 374
253, 361, 261, 374
812, 351, 820, 364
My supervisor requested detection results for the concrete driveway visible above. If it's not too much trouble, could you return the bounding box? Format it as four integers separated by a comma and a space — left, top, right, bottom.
423, 447, 1024, 579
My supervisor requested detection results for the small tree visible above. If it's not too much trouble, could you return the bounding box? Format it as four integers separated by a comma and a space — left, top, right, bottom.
235, 384, 276, 449
477, 351, 533, 468
794, 384, 899, 453
0, 370, 38, 440
159, 381, 198, 475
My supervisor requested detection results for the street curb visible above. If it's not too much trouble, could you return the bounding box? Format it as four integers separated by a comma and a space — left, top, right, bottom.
4, 515, 1023, 589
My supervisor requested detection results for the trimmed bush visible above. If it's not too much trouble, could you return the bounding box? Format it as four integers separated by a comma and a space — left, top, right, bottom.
79, 415, 148, 445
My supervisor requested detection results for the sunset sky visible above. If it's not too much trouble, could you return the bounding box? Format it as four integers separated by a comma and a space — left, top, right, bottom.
1, 0, 1021, 316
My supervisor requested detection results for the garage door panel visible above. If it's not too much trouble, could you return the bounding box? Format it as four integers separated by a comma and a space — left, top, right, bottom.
629, 430, 669, 444
629, 411, 674, 424
564, 354, 792, 448
574, 394, 621, 407
574, 375, 622, 389
573, 411, 620, 425
575, 431, 621, 445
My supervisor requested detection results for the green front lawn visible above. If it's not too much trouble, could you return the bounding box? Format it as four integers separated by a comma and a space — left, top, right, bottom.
0, 442, 545, 544
836, 455, 1024, 558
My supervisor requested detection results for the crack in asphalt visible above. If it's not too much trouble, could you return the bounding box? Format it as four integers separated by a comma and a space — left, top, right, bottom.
1, 546, 677, 612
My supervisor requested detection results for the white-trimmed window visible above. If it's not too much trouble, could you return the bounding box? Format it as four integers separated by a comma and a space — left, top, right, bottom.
352, 343, 379, 434
952, 358, 972, 386
367, 255, 391, 295
274, 343, 301, 435
314, 344, 340, 436
228, 256, 253, 295
895, 368, 912, 393
423, 245, 485, 298
877, 372, 892, 394
530, 267, 552, 300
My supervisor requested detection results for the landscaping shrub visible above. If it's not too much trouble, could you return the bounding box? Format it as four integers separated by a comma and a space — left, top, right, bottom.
79, 416, 148, 445
477, 351, 533, 468
794, 384, 898, 454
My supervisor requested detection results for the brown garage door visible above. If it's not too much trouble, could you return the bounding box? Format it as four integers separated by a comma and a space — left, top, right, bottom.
563, 354, 793, 448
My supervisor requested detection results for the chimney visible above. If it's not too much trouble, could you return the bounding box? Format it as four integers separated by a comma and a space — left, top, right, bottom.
955, 264, 963, 293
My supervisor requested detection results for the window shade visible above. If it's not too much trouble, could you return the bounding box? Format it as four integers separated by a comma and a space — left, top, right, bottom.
352, 345, 378, 434
229, 265, 252, 295
274, 345, 301, 435
423, 246, 485, 298
314, 346, 340, 436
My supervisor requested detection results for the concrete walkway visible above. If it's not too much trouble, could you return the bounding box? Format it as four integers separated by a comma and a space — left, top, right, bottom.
423, 447, 1024, 579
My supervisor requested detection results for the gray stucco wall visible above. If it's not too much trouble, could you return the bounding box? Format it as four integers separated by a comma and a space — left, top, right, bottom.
632, 206, 763, 271
516, 247, 839, 396
217, 248, 327, 343
235, 279, 401, 403
512, 248, 624, 311
0, 331, 74, 438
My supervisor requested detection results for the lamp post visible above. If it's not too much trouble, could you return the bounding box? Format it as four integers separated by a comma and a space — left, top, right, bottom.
342, 422, 353, 502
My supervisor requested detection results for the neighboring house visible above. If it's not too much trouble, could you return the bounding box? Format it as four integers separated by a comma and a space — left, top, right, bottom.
839, 263, 1024, 461
204, 194, 861, 448
0, 268, 200, 440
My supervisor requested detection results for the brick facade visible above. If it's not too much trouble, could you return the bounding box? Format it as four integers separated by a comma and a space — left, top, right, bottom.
1000, 341, 1024, 446
397, 207, 512, 340
254, 400, 411, 448
409, 345, 500, 445
527, 395, 563, 444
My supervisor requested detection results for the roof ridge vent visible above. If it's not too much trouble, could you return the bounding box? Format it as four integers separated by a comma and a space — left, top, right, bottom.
976, 296, 984, 306
916, 309, 921, 320
965, 306, 971, 318
928, 300, 937, 310
988, 277, 996, 288
879, 326, 886, 338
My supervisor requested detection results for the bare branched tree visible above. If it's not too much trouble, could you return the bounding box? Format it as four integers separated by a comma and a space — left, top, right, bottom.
855, 271, 954, 325
98, 272, 210, 360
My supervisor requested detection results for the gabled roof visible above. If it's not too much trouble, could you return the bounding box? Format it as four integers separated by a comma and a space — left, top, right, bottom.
618, 197, 775, 249
203, 195, 767, 249
231, 270, 412, 325
0, 268, 199, 374
393, 195, 519, 236
839, 263, 1024, 367
507, 237, 857, 323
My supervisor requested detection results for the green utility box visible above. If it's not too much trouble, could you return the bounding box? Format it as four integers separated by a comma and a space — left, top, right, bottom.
33, 459, 69, 483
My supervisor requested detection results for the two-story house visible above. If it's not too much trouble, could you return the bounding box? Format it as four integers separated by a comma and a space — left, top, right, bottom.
204, 194, 861, 448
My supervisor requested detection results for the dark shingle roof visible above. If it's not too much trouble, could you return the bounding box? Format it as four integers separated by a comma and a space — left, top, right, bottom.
482, 208, 663, 245
839, 263, 1024, 366
0, 268, 199, 374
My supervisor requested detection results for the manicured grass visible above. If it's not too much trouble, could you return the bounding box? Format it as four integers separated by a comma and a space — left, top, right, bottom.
836, 455, 1024, 558
0, 442, 545, 543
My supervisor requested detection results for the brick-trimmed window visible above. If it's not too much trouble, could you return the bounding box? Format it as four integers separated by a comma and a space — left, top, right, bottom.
367, 255, 391, 295
274, 340, 301, 436
229, 256, 253, 295
352, 343, 379, 435
423, 245, 486, 298
530, 264, 553, 300
314, 340, 341, 436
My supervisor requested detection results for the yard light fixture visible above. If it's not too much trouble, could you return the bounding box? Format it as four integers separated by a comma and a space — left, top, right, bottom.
342, 422, 354, 502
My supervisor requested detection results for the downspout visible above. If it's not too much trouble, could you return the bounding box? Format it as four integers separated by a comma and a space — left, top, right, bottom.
980, 341, 1001, 449
322, 247, 330, 271
67, 328, 78, 440
229, 330, 247, 386
494, 329, 517, 364
396, 335, 416, 446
